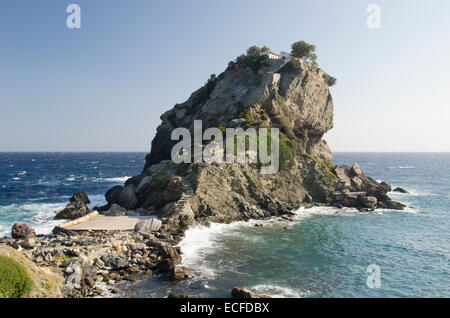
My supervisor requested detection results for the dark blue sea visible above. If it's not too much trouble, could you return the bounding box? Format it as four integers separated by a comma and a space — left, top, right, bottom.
0, 152, 449, 297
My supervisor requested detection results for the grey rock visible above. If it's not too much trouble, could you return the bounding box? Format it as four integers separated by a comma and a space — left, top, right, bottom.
100, 255, 128, 270
231, 287, 271, 298
105, 185, 123, 204
135, 176, 153, 194
70, 191, 90, 204
393, 187, 409, 194
118, 184, 138, 209
134, 218, 162, 234
54, 201, 89, 220
11, 223, 36, 239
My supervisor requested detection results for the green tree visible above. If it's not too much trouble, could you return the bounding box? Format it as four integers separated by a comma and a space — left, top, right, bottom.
323, 73, 337, 87
261, 46, 270, 53
246, 45, 261, 57
291, 41, 317, 61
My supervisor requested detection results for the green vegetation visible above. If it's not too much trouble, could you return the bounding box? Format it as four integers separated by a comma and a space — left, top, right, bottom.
217, 123, 226, 134
322, 73, 337, 87
0, 256, 33, 298
261, 46, 270, 53
246, 45, 261, 57
232, 102, 253, 127
279, 59, 301, 73
190, 74, 218, 110
227, 46, 270, 74
302, 152, 337, 178
290, 41, 317, 61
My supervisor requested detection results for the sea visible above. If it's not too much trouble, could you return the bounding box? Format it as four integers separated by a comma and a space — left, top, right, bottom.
0, 152, 449, 297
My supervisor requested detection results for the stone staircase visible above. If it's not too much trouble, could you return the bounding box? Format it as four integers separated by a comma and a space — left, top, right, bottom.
173, 176, 194, 211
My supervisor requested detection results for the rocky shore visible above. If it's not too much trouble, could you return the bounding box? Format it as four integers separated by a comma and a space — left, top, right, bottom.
1, 47, 407, 298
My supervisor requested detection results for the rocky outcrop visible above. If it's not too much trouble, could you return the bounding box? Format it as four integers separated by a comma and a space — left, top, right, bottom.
393, 187, 409, 194
54, 191, 91, 220
11, 223, 36, 239
334, 163, 405, 211
104, 52, 404, 239
231, 287, 272, 298
134, 218, 162, 234
70, 191, 90, 205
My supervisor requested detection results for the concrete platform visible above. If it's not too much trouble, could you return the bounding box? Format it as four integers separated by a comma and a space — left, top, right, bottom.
65, 214, 156, 231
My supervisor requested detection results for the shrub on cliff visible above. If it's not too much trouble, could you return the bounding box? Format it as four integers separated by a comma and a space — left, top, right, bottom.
279, 60, 301, 74
0, 256, 33, 298
323, 73, 337, 87
291, 41, 317, 61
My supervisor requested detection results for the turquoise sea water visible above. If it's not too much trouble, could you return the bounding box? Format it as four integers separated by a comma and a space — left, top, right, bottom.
0, 152, 449, 297
131, 153, 450, 298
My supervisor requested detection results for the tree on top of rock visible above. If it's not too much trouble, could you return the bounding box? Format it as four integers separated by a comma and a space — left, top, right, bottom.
291, 41, 317, 61
246, 45, 261, 57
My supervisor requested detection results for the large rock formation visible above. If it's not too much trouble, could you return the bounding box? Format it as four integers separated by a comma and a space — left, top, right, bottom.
102, 53, 404, 240
54, 191, 91, 220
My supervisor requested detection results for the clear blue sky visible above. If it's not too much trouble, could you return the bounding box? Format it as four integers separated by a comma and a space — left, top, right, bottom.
1, 0, 449, 152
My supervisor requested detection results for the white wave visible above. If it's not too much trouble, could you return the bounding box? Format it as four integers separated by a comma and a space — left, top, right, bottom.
17, 171, 27, 176
0, 202, 66, 237
389, 165, 415, 169
65, 177, 76, 181
11, 177, 21, 181
96, 176, 130, 183
250, 284, 311, 298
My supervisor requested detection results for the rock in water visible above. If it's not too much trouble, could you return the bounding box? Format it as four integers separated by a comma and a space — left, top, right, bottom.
134, 219, 162, 234
231, 287, 272, 298
393, 187, 409, 194
70, 191, 90, 204
54, 200, 89, 220
101, 51, 405, 238
146, 234, 181, 266
11, 223, 36, 239
169, 266, 193, 281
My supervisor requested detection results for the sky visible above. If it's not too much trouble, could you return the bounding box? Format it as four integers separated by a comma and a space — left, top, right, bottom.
0, 0, 449, 152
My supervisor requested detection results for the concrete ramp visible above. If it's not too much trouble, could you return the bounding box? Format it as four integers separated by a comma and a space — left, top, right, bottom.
63, 213, 156, 231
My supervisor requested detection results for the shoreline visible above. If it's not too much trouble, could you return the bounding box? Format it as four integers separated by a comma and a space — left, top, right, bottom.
0, 197, 416, 298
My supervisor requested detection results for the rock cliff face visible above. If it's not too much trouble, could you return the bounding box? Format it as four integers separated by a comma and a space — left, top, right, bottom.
101, 54, 403, 240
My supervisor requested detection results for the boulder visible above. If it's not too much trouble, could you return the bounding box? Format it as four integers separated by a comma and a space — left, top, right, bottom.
105, 185, 123, 204
146, 234, 181, 265
349, 163, 362, 177
118, 184, 137, 209
54, 201, 89, 220
393, 187, 409, 194
134, 219, 162, 234
350, 177, 364, 191
379, 200, 406, 210
52, 226, 76, 236
20, 238, 35, 249
169, 266, 193, 281
100, 255, 128, 270
358, 196, 378, 210
70, 191, 90, 204
135, 176, 153, 194
231, 287, 272, 298
11, 223, 36, 239
129, 243, 146, 251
